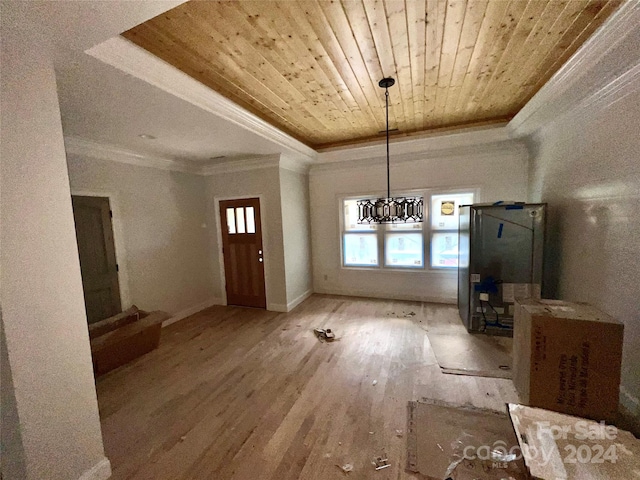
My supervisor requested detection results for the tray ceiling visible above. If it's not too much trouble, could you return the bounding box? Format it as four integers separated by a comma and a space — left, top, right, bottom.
123, 0, 621, 149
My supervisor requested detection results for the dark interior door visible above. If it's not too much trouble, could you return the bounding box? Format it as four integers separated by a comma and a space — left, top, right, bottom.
219, 198, 266, 308
71, 195, 122, 323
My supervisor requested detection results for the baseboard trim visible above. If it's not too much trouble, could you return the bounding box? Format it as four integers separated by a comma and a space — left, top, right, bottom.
162, 297, 222, 327
78, 457, 111, 480
267, 303, 288, 313
286, 289, 313, 312
620, 386, 640, 417
314, 287, 456, 305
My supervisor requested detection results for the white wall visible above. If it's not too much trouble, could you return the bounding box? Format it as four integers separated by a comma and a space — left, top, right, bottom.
66, 155, 216, 317
0, 7, 109, 479
310, 140, 529, 303
280, 168, 313, 309
528, 86, 640, 416
515, 0, 640, 417
205, 163, 288, 310
66, 154, 314, 317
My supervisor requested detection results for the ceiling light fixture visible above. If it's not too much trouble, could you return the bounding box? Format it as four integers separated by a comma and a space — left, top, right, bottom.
357, 78, 423, 224
138, 134, 156, 140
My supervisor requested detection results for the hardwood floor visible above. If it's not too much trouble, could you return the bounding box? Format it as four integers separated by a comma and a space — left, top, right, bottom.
97, 295, 519, 479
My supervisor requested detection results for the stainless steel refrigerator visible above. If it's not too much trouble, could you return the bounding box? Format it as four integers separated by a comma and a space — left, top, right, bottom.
457, 203, 546, 335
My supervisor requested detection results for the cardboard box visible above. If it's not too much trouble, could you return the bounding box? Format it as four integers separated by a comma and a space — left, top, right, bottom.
89, 307, 169, 376
509, 403, 640, 480
513, 298, 623, 421
407, 400, 529, 480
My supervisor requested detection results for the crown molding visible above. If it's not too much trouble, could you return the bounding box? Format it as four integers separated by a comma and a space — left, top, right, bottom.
317, 123, 511, 163
66, 136, 314, 176
66, 132, 524, 177
199, 153, 312, 176
508, 1, 640, 138
280, 153, 312, 174
64, 136, 201, 174
86, 36, 317, 162
66, 126, 516, 177
199, 154, 281, 176
310, 138, 528, 176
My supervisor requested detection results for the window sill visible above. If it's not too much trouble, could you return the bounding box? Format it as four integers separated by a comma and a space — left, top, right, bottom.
340, 265, 458, 274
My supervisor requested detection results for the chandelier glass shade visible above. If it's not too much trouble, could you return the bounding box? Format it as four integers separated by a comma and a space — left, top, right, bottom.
357, 77, 424, 224
357, 196, 424, 224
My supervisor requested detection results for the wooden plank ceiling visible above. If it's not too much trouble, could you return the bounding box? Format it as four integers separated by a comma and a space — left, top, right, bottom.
123, 0, 621, 149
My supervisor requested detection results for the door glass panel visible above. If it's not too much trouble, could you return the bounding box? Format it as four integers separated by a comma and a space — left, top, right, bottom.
246, 206, 256, 234
235, 207, 245, 233
226, 207, 236, 234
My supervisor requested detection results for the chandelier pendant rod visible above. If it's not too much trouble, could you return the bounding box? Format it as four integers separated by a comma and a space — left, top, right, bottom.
355, 77, 423, 225
385, 87, 390, 200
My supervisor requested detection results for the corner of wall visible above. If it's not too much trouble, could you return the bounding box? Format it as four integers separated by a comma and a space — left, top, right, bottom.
161, 297, 222, 327
278, 165, 314, 308
1, 318, 28, 480
78, 457, 111, 480
620, 387, 640, 418
286, 289, 313, 312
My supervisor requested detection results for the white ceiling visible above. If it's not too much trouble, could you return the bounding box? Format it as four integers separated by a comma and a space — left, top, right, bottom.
20, 0, 303, 164
56, 49, 286, 163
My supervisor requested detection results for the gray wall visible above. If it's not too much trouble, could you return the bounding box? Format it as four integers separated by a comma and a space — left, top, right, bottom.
1, 8, 108, 478
67, 155, 216, 316
310, 143, 529, 303
205, 164, 289, 310
1, 318, 28, 479
280, 168, 313, 307
528, 86, 640, 416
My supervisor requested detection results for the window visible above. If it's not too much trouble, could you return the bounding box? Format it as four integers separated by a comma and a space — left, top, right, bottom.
341, 191, 474, 270
384, 221, 424, 267
430, 193, 474, 268
343, 233, 378, 266
342, 198, 423, 269
342, 199, 378, 266
225, 206, 256, 235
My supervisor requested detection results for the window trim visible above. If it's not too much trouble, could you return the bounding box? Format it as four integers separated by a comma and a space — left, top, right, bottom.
339, 187, 479, 272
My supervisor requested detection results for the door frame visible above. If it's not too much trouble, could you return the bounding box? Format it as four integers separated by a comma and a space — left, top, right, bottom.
70, 189, 132, 309
214, 194, 270, 308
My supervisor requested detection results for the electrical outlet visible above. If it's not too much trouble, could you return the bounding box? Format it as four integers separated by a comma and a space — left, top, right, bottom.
479, 293, 489, 301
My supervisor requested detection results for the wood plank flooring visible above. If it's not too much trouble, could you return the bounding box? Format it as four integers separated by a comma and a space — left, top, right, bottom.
97, 295, 519, 479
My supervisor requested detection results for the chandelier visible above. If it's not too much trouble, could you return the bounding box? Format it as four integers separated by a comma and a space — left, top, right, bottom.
357, 78, 423, 224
